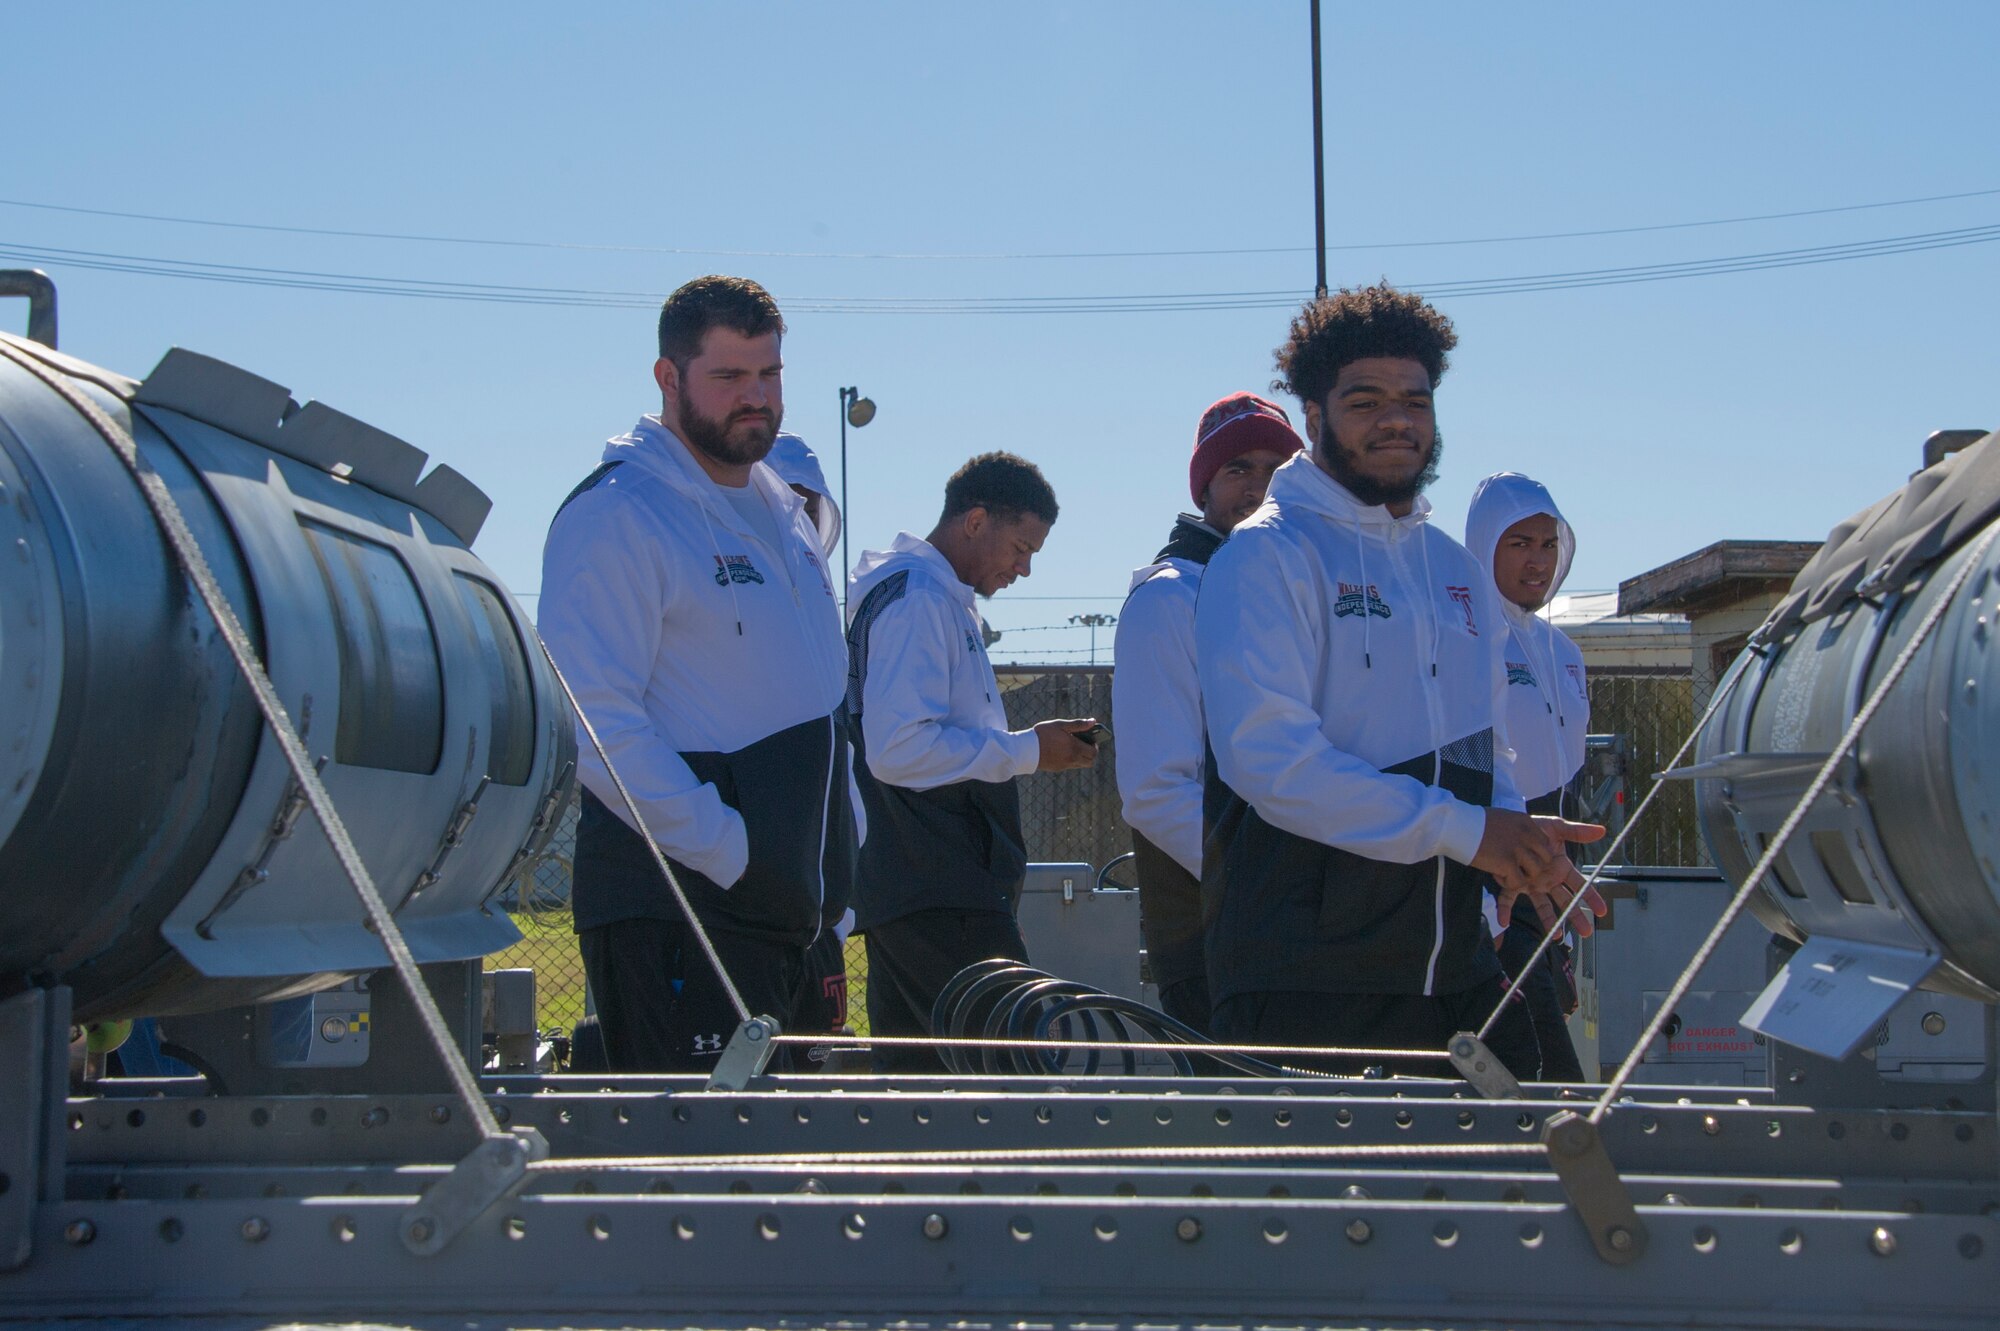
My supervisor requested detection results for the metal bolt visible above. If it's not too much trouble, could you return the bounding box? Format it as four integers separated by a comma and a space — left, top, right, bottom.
407, 1217, 435, 1245
63, 1219, 95, 1246
1702, 1115, 1721, 1136
1608, 1226, 1635, 1252
429, 1105, 452, 1124
1921, 1012, 1947, 1036
360, 1107, 389, 1128
1870, 1226, 1897, 1256
1175, 1217, 1202, 1242
240, 1217, 270, 1243
921, 1213, 948, 1240
1345, 1218, 1373, 1244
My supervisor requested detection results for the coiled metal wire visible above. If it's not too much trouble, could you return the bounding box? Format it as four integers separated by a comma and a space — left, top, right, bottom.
928, 959, 1351, 1079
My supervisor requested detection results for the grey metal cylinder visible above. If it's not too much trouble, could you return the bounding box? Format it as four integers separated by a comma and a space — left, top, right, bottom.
1693, 432, 2000, 999
0, 334, 573, 1021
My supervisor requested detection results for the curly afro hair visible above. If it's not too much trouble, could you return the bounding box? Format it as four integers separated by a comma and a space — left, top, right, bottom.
1272, 282, 1458, 410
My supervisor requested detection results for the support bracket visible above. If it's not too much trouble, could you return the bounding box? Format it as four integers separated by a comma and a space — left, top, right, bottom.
1449, 1031, 1523, 1099
706, 1015, 780, 1091
400, 1126, 548, 1256
1543, 1110, 1648, 1265
0, 986, 70, 1272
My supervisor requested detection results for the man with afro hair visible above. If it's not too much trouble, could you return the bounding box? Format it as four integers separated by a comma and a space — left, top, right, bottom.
1192, 283, 1605, 1077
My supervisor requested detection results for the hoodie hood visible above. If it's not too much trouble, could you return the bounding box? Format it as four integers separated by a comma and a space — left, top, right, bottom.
1263, 451, 1435, 534
766, 432, 843, 559
1154, 513, 1225, 566
1465, 471, 1576, 616
848, 531, 974, 618
603, 415, 807, 528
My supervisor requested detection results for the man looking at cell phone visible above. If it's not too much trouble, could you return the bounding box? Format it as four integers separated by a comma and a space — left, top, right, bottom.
844, 452, 1101, 1072
1194, 284, 1606, 1078
1112, 392, 1303, 1033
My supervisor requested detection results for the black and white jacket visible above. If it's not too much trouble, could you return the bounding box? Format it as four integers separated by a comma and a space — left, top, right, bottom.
1112, 515, 1224, 991
845, 534, 1039, 931
540, 416, 856, 945
1193, 454, 1524, 1002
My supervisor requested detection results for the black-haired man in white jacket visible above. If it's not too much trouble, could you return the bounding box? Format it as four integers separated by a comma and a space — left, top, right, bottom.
1195, 284, 1603, 1077
846, 453, 1100, 1072
541, 276, 855, 1073
1467, 471, 1592, 1080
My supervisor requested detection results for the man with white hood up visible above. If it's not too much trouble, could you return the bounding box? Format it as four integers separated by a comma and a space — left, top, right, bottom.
1194, 283, 1605, 1077
763, 431, 860, 1054
1112, 392, 1303, 1032
540, 276, 855, 1074
767, 432, 844, 561
845, 453, 1101, 1072
1465, 472, 1591, 1080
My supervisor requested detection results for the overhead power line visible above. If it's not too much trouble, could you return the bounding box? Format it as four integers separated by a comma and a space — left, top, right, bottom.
1, 186, 1997, 261
4, 222, 1996, 315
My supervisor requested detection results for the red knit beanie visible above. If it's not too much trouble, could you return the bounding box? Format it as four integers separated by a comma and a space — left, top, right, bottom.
1189, 392, 1304, 506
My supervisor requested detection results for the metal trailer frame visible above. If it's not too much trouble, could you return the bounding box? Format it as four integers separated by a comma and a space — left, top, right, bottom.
3, 980, 1994, 1330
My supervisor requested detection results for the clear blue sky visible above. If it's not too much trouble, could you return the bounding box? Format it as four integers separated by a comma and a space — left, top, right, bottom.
6, 3, 1996, 663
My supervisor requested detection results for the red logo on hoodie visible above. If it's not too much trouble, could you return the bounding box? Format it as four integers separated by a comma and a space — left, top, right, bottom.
1445, 585, 1479, 636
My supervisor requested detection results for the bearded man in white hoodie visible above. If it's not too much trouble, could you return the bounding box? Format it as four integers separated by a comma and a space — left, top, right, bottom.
541, 276, 856, 1074
1194, 283, 1605, 1078
845, 453, 1101, 1072
1112, 392, 1303, 1033
1466, 472, 1592, 1080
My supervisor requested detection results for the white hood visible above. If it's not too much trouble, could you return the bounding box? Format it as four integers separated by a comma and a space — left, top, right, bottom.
1464, 471, 1588, 802
767, 432, 843, 559
1465, 471, 1576, 614
844, 532, 1037, 791
848, 530, 974, 616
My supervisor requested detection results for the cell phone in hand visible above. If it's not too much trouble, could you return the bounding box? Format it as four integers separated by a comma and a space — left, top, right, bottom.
1077, 723, 1111, 746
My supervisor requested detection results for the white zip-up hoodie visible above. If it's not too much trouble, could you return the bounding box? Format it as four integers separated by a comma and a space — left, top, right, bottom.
1194, 453, 1523, 1000
844, 532, 1040, 928
845, 533, 1040, 789
1112, 518, 1225, 879
1197, 453, 1523, 862
1465, 472, 1588, 806
540, 415, 847, 891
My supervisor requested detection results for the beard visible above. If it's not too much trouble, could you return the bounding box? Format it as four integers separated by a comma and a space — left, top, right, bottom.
677, 396, 781, 468
1321, 428, 1443, 508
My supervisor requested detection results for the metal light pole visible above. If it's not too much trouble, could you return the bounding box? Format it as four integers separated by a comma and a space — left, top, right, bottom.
1070, 612, 1118, 666
837, 386, 876, 598
1310, 0, 1328, 298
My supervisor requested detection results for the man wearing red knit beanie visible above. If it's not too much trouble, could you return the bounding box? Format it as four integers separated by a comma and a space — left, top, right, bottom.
1110, 392, 1302, 1033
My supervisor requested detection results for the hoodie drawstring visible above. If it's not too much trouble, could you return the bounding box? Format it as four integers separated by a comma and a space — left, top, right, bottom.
1417, 530, 1441, 679
696, 503, 746, 636
1356, 536, 1373, 669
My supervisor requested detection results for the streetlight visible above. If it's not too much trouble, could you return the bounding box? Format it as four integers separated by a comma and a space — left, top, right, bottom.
1070, 612, 1118, 666
838, 386, 876, 596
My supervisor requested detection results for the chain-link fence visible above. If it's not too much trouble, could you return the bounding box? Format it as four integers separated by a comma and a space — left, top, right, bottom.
483, 797, 590, 1037
999, 667, 1129, 870
1588, 670, 1705, 867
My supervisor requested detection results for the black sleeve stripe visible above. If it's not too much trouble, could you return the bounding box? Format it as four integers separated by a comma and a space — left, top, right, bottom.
843, 569, 911, 720
551, 460, 625, 526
